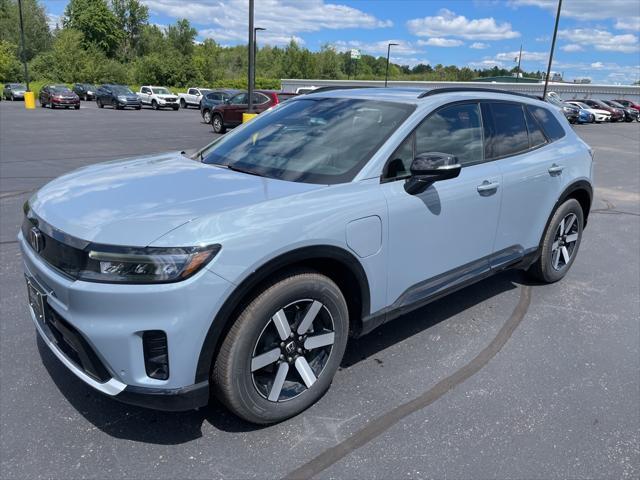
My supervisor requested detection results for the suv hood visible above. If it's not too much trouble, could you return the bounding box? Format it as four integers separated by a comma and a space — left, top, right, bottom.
29, 152, 323, 246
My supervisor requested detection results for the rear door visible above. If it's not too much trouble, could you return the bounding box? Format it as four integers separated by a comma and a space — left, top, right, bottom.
253, 92, 271, 113
225, 93, 248, 125
486, 102, 564, 254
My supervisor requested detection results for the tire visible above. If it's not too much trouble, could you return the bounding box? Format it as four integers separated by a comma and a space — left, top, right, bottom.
40, 100, 46, 108
212, 114, 226, 133
180, 98, 186, 109
50, 102, 55, 109
528, 198, 584, 283
213, 270, 349, 424
173, 105, 179, 111
11, 94, 15, 101
152, 100, 158, 110
97, 99, 104, 108
203, 109, 212, 124
74, 105, 80, 110
135, 106, 141, 110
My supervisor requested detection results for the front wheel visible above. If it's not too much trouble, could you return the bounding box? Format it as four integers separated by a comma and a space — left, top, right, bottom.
213, 271, 349, 424
152, 100, 158, 110
97, 99, 104, 108
180, 99, 186, 109
203, 109, 212, 124
172, 105, 179, 111
528, 198, 584, 283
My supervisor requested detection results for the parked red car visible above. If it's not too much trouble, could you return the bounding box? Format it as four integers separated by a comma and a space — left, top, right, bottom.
613, 99, 640, 113
39, 84, 80, 109
210, 90, 297, 133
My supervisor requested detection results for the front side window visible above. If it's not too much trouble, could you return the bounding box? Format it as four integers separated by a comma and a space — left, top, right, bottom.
483, 102, 529, 159
229, 93, 247, 105
415, 103, 483, 166
188, 89, 197, 95
199, 98, 414, 184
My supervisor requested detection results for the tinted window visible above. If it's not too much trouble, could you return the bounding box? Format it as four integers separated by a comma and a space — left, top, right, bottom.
527, 105, 565, 141
524, 107, 548, 148
229, 93, 247, 105
188, 89, 197, 95
206, 93, 219, 100
484, 103, 529, 159
200, 98, 414, 184
415, 103, 483, 166
253, 93, 270, 104
385, 133, 414, 179
277, 93, 297, 103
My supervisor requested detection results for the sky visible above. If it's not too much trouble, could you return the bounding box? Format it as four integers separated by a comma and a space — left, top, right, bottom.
43, 0, 640, 84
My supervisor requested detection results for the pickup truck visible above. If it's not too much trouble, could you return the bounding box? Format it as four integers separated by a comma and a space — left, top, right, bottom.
178, 87, 212, 109
138, 86, 179, 110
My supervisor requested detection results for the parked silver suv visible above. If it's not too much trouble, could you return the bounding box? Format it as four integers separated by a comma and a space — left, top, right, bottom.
21, 88, 593, 424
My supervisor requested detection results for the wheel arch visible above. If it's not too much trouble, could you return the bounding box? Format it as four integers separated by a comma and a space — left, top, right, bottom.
194, 245, 371, 383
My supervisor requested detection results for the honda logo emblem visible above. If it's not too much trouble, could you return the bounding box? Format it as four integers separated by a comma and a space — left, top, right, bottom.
28, 227, 44, 253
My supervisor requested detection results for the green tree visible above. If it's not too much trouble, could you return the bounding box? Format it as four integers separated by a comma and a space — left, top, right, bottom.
111, 0, 148, 60
0, 39, 22, 81
136, 24, 165, 56
63, 0, 121, 56
0, 0, 51, 61
166, 19, 196, 57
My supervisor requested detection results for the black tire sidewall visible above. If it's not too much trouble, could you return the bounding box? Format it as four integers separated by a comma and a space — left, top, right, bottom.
214, 272, 349, 424
537, 198, 584, 283
212, 114, 224, 133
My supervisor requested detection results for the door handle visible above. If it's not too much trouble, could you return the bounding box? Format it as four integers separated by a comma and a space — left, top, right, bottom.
477, 181, 500, 193
548, 164, 564, 175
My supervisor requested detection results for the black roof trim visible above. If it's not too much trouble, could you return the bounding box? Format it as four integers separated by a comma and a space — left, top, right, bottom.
418, 87, 539, 100
307, 85, 374, 94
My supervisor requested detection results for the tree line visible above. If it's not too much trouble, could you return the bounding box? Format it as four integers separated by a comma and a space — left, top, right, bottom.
1, 0, 544, 89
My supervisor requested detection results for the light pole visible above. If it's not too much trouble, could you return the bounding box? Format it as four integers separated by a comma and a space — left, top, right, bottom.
17, 0, 30, 92
253, 27, 266, 85
247, 0, 255, 113
543, 0, 562, 100
384, 43, 398, 87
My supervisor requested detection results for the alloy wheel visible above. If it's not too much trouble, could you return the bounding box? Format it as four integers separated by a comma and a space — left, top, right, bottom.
251, 299, 335, 402
551, 213, 579, 271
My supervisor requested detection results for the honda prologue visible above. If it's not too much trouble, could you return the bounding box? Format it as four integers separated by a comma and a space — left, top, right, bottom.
20, 88, 593, 424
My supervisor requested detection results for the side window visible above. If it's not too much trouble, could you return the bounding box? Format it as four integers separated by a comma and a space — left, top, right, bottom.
253, 93, 269, 104
524, 107, 548, 149
141, 87, 149, 94
483, 102, 529, 160
385, 133, 414, 179
527, 105, 565, 141
230, 93, 247, 105
188, 88, 197, 95
415, 103, 483, 166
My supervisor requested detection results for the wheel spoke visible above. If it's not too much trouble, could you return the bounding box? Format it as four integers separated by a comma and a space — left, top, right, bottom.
294, 357, 317, 388
558, 218, 565, 236
272, 310, 291, 341
564, 214, 576, 233
552, 248, 561, 269
268, 363, 289, 401
297, 300, 323, 335
565, 233, 579, 244
561, 246, 571, 264
304, 332, 335, 350
251, 348, 281, 372
552, 240, 560, 252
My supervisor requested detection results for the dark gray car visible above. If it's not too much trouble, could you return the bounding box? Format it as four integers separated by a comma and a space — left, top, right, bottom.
3, 83, 26, 101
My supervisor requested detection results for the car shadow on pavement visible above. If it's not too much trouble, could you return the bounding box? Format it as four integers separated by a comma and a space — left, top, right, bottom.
37, 269, 528, 444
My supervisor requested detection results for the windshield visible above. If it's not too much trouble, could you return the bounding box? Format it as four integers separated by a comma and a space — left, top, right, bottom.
51, 86, 72, 93
199, 97, 415, 184
11, 84, 25, 89
113, 86, 134, 95
152, 87, 170, 95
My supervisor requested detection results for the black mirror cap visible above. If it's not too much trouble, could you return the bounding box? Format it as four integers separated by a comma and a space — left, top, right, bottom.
405, 152, 461, 195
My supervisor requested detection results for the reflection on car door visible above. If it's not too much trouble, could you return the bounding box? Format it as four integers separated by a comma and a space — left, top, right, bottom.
226, 93, 248, 125
382, 102, 503, 311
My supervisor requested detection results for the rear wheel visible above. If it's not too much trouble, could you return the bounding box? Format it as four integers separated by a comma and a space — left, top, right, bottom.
213, 271, 349, 424
528, 198, 583, 283
212, 114, 226, 133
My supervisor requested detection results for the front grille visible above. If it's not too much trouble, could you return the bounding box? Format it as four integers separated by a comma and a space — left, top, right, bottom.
46, 308, 111, 382
22, 217, 87, 279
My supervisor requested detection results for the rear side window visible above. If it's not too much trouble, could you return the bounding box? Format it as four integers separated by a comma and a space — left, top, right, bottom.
483, 102, 529, 160
524, 107, 548, 149
527, 105, 565, 141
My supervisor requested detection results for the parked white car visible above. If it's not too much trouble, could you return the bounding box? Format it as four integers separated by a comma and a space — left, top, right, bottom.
138, 86, 179, 110
178, 87, 212, 109
566, 101, 611, 123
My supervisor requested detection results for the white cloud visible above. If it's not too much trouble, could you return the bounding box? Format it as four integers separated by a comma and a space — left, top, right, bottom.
407, 8, 520, 40
331, 39, 423, 57
470, 42, 490, 49
468, 59, 506, 68
494, 50, 548, 62
558, 28, 639, 53
561, 44, 584, 52
143, 0, 392, 46
418, 38, 464, 47
508, 0, 640, 32
591, 62, 605, 69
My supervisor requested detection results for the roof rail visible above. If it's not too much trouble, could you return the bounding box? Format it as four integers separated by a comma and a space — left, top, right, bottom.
418, 87, 539, 100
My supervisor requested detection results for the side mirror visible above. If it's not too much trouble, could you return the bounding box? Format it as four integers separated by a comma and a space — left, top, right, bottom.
404, 152, 461, 195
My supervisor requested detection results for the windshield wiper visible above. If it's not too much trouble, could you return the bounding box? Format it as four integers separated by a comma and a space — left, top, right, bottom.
224, 164, 264, 177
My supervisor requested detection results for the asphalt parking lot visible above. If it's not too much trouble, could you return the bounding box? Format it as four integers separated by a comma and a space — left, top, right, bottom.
1, 99, 638, 479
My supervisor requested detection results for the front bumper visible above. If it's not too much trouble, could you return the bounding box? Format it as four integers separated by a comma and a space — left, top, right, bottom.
20, 231, 233, 411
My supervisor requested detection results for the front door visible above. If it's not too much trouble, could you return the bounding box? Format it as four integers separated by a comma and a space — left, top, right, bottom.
382, 102, 502, 308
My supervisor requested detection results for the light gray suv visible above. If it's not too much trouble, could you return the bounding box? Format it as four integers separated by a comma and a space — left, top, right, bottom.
20, 87, 593, 424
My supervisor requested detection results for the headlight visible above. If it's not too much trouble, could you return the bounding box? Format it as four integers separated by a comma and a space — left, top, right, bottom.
78, 244, 221, 283
158, 98, 166, 103
118, 95, 127, 102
